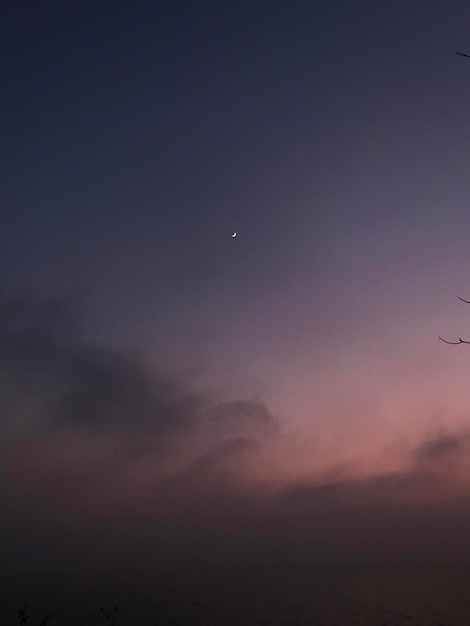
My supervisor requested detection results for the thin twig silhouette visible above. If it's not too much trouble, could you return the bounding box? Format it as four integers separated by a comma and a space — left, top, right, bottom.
439, 296, 470, 344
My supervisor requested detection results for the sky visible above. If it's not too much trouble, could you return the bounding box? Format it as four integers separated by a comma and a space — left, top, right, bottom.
3, 0, 470, 601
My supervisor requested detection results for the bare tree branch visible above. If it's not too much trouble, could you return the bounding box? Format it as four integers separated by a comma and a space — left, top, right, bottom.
457, 52, 470, 58
439, 336, 470, 345
438, 296, 470, 344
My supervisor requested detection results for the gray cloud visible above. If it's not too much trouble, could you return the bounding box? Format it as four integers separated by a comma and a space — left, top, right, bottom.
0, 286, 284, 595
0, 288, 195, 444
0, 286, 278, 514
208, 399, 278, 440
414, 430, 470, 464
5, 286, 470, 600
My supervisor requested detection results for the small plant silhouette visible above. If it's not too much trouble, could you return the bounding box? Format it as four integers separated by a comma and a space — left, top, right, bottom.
99, 605, 119, 626
17, 605, 51, 626
18, 605, 28, 625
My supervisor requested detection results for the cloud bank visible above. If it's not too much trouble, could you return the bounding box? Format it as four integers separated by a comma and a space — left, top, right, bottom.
2, 286, 470, 597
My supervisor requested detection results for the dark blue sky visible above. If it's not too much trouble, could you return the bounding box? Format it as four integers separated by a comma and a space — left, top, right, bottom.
5, 2, 470, 353
4, 0, 470, 408
3, 0, 470, 398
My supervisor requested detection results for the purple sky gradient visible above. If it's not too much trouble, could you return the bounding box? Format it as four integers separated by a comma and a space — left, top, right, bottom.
3, 0, 470, 600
